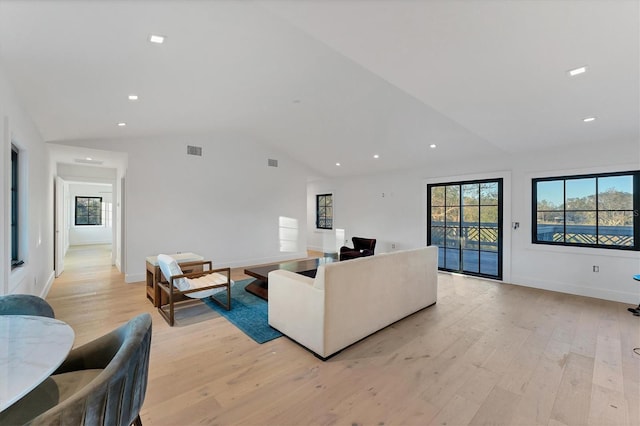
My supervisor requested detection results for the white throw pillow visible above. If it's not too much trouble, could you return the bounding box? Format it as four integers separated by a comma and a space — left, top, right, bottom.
157, 254, 189, 291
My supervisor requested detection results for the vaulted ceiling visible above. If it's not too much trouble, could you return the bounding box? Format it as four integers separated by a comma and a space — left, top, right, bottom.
0, 0, 637, 177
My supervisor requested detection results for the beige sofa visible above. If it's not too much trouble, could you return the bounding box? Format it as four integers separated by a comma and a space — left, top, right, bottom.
268, 246, 438, 359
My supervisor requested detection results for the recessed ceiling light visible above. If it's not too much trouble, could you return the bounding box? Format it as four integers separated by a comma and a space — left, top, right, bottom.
86, 157, 92, 161
568, 66, 587, 77
128, 94, 138, 101
336, 162, 341, 166
583, 117, 596, 122
149, 34, 165, 44
429, 144, 437, 149
373, 154, 380, 159
117, 122, 127, 127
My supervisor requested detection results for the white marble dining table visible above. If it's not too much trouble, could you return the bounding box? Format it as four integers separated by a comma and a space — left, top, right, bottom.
0, 315, 75, 412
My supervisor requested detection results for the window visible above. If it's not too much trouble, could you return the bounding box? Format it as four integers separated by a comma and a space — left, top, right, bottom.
11, 145, 19, 266
533, 171, 639, 250
428, 179, 503, 279
75, 196, 103, 226
316, 194, 333, 230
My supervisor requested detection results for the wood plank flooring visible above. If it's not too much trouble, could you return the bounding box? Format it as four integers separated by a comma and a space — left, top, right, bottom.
47, 245, 640, 426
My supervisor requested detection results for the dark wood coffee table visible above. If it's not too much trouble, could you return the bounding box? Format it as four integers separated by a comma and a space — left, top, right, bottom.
244, 257, 336, 300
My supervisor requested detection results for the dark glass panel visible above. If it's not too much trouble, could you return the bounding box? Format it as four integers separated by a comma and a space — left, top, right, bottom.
566, 178, 596, 210
445, 227, 460, 248
430, 227, 445, 247
536, 180, 564, 211
480, 182, 498, 205
480, 251, 498, 276
431, 207, 445, 224
599, 211, 634, 246
462, 205, 479, 224
446, 185, 460, 206
446, 207, 460, 225
444, 248, 459, 270
461, 227, 479, 250
480, 206, 498, 225
462, 184, 479, 206
537, 224, 562, 243
462, 249, 479, 273
598, 176, 633, 210
431, 186, 445, 206
437, 246, 445, 269
480, 227, 499, 252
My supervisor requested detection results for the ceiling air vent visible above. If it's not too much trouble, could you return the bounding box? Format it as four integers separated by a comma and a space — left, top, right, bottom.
268, 158, 278, 167
187, 145, 202, 157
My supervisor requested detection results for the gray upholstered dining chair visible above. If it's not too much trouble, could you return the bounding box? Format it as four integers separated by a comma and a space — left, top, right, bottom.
0, 313, 152, 426
0, 294, 55, 318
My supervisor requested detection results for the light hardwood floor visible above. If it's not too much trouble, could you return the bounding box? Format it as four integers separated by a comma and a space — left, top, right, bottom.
47, 245, 640, 426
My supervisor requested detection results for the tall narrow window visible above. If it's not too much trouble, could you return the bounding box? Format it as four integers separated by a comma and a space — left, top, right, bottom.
75, 196, 103, 226
428, 179, 503, 280
11, 145, 19, 265
533, 171, 639, 250
316, 194, 333, 230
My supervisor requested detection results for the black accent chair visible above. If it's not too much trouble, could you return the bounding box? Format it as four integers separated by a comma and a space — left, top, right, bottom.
339, 237, 377, 261
0, 294, 55, 318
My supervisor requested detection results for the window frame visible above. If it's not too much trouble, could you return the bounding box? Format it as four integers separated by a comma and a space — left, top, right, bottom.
315, 193, 333, 230
75, 196, 103, 226
532, 170, 639, 251
10, 145, 19, 266
427, 178, 503, 280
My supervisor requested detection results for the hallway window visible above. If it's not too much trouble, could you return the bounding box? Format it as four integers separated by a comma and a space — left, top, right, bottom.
316, 194, 333, 229
75, 196, 102, 225
11, 145, 19, 265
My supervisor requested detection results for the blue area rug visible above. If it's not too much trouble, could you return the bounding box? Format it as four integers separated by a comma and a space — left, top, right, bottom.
202, 279, 282, 344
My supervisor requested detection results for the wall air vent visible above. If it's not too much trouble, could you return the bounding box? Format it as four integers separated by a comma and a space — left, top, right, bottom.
268, 158, 278, 167
187, 145, 203, 156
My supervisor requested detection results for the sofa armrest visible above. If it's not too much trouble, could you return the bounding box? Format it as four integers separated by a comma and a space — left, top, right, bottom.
268, 270, 325, 356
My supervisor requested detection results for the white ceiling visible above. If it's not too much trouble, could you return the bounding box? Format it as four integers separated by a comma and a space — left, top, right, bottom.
0, 0, 638, 178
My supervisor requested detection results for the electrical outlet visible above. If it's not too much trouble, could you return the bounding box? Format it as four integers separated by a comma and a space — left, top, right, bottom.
391, 243, 396, 249
593, 265, 599, 272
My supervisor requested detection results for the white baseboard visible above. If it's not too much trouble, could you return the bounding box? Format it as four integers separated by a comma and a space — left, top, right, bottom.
41, 270, 56, 298
511, 275, 637, 304
125, 273, 145, 284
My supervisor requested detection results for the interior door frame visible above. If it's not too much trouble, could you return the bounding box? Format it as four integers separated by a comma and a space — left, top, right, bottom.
54, 176, 65, 277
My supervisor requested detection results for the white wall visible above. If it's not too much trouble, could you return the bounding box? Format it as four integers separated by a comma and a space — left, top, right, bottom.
67, 182, 113, 246
0, 65, 54, 296
308, 140, 640, 304
55, 134, 310, 282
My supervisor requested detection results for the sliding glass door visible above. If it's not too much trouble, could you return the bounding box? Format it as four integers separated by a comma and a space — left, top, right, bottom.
427, 179, 503, 280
